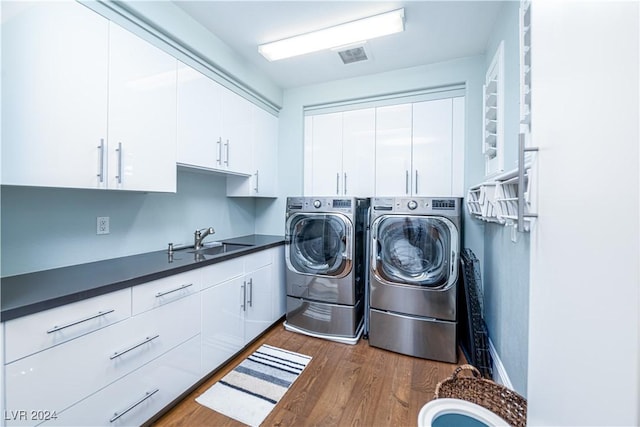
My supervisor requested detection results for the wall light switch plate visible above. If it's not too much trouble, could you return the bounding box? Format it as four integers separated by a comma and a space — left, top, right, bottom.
97, 217, 110, 235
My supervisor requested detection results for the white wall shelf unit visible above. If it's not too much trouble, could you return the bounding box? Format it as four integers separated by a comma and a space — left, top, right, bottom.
483, 41, 504, 177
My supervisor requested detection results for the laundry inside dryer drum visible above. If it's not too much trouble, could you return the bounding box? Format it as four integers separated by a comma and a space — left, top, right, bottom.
377, 217, 451, 287
292, 216, 347, 275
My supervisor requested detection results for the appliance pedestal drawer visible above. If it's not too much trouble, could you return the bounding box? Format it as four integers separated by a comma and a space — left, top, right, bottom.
368, 308, 457, 363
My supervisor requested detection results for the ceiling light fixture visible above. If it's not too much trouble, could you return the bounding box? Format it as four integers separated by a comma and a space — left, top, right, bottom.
258, 8, 405, 61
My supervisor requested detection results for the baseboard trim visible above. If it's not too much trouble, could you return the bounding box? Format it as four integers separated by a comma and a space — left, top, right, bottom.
488, 338, 514, 390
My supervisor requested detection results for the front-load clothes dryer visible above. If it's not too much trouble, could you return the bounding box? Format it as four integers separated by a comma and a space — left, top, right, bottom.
284, 196, 369, 344
368, 197, 461, 362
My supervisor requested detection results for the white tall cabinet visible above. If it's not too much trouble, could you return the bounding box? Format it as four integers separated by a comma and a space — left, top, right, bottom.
1, 1, 177, 192
304, 108, 375, 197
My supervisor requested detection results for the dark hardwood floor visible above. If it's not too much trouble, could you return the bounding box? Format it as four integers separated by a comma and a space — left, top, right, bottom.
153, 322, 466, 427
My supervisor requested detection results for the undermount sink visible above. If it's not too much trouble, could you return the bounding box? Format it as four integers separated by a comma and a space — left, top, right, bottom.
188, 242, 252, 256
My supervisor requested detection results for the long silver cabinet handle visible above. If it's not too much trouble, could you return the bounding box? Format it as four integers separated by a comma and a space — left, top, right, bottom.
216, 138, 222, 165
47, 309, 115, 334
110, 334, 159, 360
344, 173, 347, 195
224, 140, 230, 166
155, 283, 193, 298
97, 139, 105, 183
247, 278, 253, 307
405, 170, 409, 194
336, 173, 340, 195
415, 170, 419, 194
109, 388, 159, 423
241, 282, 247, 311
115, 142, 123, 184
517, 133, 539, 232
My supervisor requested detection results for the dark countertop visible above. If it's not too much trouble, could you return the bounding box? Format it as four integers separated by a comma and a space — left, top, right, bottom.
1, 234, 284, 322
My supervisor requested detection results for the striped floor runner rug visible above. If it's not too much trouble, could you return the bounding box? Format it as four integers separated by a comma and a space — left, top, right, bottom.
196, 344, 312, 426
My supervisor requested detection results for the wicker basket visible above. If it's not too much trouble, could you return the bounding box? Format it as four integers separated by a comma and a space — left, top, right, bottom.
435, 365, 527, 427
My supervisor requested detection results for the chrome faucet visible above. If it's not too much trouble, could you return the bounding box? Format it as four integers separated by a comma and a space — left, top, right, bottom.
194, 227, 215, 250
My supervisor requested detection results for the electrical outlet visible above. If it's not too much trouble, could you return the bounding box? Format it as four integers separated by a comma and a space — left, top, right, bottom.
97, 217, 110, 235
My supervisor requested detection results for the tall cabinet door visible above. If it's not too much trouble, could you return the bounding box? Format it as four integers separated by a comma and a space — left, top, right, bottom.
1, 1, 109, 189
107, 23, 177, 192
177, 64, 223, 169
252, 107, 278, 196
342, 108, 376, 197
244, 264, 274, 343
375, 104, 413, 197
310, 112, 343, 196
412, 98, 453, 196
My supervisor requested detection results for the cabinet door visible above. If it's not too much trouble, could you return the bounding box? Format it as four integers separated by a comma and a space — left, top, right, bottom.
412, 98, 453, 196
177, 64, 223, 169
221, 87, 253, 175
201, 277, 244, 374
244, 265, 273, 343
107, 23, 177, 192
375, 104, 413, 196
1, 1, 108, 189
253, 107, 279, 196
310, 112, 343, 196
226, 106, 278, 197
342, 108, 375, 197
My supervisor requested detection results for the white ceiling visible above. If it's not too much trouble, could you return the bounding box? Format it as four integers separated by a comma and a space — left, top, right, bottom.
173, 1, 504, 90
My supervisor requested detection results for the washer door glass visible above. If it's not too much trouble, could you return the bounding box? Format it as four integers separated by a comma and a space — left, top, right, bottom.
375, 216, 452, 288
288, 214, 350, 277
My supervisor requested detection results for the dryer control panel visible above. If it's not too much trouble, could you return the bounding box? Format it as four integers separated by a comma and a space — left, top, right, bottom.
371, 197, 461, 216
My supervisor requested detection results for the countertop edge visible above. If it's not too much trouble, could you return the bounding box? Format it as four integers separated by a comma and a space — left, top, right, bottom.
1, 235, 284, 322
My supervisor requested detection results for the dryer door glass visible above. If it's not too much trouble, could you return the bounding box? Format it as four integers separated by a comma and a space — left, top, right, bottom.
288, 214, 351, 277
375, 216, 452, 288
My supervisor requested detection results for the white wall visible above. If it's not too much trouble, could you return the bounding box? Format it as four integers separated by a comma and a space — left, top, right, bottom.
1, 170, 256, 276
480, 1, 531, 395
527, 1, 639, 425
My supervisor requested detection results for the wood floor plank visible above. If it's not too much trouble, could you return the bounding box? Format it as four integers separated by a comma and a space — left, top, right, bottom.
152, 322, 466, 427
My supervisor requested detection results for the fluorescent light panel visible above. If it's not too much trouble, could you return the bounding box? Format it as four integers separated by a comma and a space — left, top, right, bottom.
258, 8, 405, 61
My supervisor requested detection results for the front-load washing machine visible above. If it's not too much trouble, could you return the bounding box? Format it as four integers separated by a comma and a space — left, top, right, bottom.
284, 196, 370, 344
368, 197, 462, 362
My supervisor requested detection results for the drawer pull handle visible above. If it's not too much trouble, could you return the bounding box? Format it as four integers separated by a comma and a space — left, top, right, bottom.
155, 283, 193, 298
110, 334, 159, 360
46, 309, 115, 334
109, 388, 160, 423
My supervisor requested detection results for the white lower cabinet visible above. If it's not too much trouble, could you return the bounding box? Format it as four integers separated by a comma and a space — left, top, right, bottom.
4, 293, 200, 426
201, 248, 279, 374
2, 245, 284, 427
41, 335, 201, 427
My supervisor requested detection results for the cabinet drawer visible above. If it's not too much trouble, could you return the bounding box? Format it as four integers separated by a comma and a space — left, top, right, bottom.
41, 335, 201, 427
200, 257, 243, 290
4, 289, 131, 363
5, 294, 200, 425
244, 248, 272, 272
132, 269, 201, 315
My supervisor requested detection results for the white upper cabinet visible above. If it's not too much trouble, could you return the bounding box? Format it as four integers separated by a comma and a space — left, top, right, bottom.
1, 2, 177, 192
107, 23, 177, 192
307, 112, 343, 196
177, 69, 257, 176
227, 105, 279, 197
220, 87, 253, 175
176, 65, 223, 170
304, 108, 375, 197
374, 104, 413, 196
341, 109, 376, 197
375, 98, 465, 197
412, 98, 453, 196
1, 1, 109, 189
